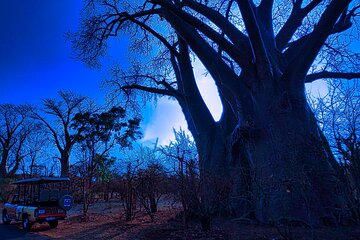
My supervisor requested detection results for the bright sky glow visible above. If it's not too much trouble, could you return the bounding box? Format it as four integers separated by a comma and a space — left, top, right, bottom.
193, 59, 223, 121
141, 98, 188, 145
305, 79, 329, 98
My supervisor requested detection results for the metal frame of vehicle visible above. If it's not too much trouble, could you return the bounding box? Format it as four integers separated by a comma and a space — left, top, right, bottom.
2, 177, 73, 231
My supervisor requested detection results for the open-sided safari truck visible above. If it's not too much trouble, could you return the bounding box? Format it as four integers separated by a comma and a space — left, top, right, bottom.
2, 177, 73, 230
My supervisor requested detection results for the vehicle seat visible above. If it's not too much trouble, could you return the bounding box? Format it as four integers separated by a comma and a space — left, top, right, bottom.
39, 190, 50, 202
50, 190, 60, 201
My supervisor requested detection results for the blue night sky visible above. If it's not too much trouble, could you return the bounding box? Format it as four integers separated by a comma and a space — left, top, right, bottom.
0, 0, 113, 105
0, 0, 190, 144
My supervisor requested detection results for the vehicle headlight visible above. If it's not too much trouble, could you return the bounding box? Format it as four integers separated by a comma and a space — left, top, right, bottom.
38, 209, 46, 214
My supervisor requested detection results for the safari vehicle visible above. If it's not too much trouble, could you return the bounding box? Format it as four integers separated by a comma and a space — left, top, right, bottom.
2, 177, 73, 231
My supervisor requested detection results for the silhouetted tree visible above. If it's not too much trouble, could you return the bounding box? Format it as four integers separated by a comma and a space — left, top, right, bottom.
71, 106, 141, 217
32, 90, 88, 177
161, 129, 202, 228
122, 160, 142, 221
136, 162, 167, 221
72, 0, 360, 225
0, 104, 34, 178
19, 123, 48, 177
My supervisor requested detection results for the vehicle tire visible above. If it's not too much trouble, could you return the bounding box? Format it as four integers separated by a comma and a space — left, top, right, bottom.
48, 220, 58, 228
22, 215, 32, 231
2, 210, 11, 224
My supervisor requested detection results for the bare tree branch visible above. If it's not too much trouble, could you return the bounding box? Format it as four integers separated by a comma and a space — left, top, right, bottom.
236, 0, 272, 77
306, 71, 360, 83
276, 0, 322, 51
121, 84, 176, 97
282, 0, 352, 83
182, 0, 251, 57
155, 0, 250, 69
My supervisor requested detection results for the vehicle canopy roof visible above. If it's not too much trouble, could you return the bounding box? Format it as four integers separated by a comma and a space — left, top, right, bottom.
14, 177, 70, 185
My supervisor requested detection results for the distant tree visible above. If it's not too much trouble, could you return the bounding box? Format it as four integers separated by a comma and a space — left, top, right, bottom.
121, 160, 142, 221
136, 162, 167, 221
73, 0, 360, 225
161, 129, 205, 228
71, 154, 116, 217
0, 104, 34, 178
71, 106, 141, 217
119, 143, 160, 221
18, 123, 48, 177
32, 90, 88, 177
161, 128, 198, 173
27, 124, 49, 177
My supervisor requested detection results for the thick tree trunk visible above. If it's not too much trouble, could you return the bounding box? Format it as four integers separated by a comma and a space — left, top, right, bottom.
0, 149, 9, 178
246, 99, 346, 225
193, 87, 353, 226
149, 195, 157, 213
194, 127, 236, 221
60, 154, 70, 177
0, 161, 7, 179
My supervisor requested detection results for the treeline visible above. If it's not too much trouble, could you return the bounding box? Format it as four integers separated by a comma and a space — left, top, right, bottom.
0, 90, 141, 179
68, 130, 200, 224
0, 89, 203, 224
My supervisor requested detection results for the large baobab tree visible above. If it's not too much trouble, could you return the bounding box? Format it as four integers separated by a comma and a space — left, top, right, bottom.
33, 90, 87, 177
72, 0, 360, 225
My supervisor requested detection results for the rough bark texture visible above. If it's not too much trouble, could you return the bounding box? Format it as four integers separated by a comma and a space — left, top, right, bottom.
60, 154, 70, 177
0, 161, 7, 179
240, 94, 344, 225
189, 77, 350, 226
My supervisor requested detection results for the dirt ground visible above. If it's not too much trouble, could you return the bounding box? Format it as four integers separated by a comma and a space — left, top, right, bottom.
2, 200, 360, 239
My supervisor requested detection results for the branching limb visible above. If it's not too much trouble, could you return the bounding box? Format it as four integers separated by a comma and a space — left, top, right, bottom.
176, 39, 216, 135
161, 8, 249, 96
306, 71, 360, 83
276, 0, 322, 51
181, 0, 251, 57
282, 0, 352, 83
257, 0, 275, 37
121, 83, 177, 97
153, 0, 249, 69
284, 5, 357, 64
120, 72, 183, 99
236, 0, 272, 77
126, 14, 179, 56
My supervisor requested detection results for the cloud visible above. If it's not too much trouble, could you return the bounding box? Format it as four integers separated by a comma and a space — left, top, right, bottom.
141, 59, 224, 146
141, 98, 188, 145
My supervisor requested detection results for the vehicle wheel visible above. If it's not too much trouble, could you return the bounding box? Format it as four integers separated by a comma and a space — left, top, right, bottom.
2, 210, 11, 224
22, 215, 32, 231
48, 220, 58, 228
